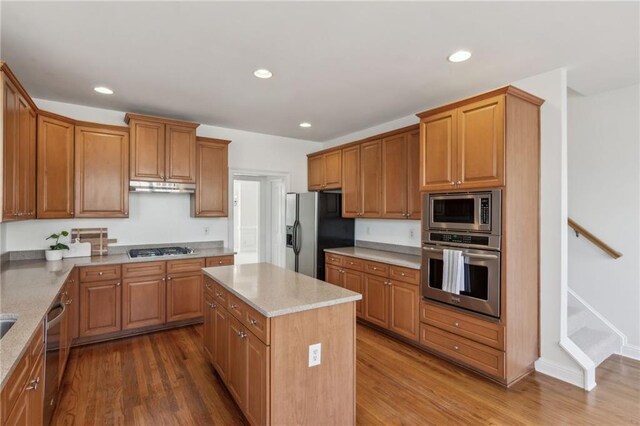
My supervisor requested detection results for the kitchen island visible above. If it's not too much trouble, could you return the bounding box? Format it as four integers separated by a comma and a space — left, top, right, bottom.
202, 263, 361, 426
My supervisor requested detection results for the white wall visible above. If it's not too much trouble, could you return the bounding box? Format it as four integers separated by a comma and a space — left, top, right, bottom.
568, 84, 640, 354
2, 99, 322, 251
355, 219, 420, 247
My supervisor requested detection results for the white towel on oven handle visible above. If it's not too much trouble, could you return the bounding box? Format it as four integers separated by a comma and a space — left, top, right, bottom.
442, 249, 465, 295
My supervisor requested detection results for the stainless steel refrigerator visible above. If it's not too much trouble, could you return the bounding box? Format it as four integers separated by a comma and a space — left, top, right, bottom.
285, 192, 354, 280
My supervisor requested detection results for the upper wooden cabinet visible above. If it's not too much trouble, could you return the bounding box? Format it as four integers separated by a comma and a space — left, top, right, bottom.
125, 113, 199, 183
307, 149, 342, 191
37, 112, 75, 219
1, 63, 37, 222
417, 87, 541, 192
360, 140, 382, 218
75, 124, 129, 217
192, 137, 230, 217
406, 129, 421, 219
341, 145, 360, 217
381, 129, 421, 220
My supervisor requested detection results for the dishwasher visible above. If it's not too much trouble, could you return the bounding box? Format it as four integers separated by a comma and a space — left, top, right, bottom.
44, 298, 65, 425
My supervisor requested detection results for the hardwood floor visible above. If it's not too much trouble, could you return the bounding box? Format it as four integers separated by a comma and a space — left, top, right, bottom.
53, 324, 640, 425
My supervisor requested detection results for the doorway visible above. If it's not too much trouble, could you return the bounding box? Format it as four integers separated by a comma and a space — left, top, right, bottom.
230, 171, 288, 266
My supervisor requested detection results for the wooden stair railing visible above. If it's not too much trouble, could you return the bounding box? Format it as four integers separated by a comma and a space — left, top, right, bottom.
568, 218, 622, 259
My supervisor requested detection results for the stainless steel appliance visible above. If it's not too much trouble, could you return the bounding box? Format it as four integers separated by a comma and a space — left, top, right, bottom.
286, 192, 354, 280
422, 190, 502, 318
129, 181, 195, 193
44, 299, 66, 425
128, 246, 195, 259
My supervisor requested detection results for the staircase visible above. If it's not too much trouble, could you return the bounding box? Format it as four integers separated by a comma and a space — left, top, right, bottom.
568, 290, 623, 368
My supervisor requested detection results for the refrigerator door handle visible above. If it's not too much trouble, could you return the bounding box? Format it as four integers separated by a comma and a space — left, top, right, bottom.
293, 220, 302, 255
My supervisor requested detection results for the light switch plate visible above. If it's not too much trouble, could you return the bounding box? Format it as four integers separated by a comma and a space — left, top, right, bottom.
308, 343, 321, 367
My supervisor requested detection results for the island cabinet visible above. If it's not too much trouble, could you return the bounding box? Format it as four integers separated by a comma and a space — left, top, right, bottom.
325, 252, 420, 342
37, 111, 75, 219
1, 62, 37, 222
166, 258, 205, 322
1, 320, 45, 426
202, 264, 358, 426
307, 149, 342, 191
74, 124, 129, 217
125, 113, 199, 183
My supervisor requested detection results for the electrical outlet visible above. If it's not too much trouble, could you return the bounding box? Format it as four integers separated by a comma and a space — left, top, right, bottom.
410, 228, 415, 239
204, 226, 210, 236
308, 343, 321, 367
366, 226, 371, 235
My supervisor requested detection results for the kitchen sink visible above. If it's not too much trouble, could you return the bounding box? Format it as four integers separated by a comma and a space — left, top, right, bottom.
0, 316, 17, 339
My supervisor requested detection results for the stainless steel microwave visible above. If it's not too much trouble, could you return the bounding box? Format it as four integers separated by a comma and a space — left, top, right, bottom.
423, 190, 501, 234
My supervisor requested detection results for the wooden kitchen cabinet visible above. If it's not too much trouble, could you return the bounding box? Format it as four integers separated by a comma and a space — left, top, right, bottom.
360, 140, 382, 218
325, 264, 344, 288
166, 272, 203, 322
325, 264, 364, 318
406, 129, 421, 219
2, 63, 37, 222
74, 124, 129, 217
245, 332, 270, 426
227, 315, 247, 407
389, 279, 419, 340
381, 133, 408, 218
341, 145, 360, 218
122, 275, 166, 330
125, 113, 199, 183
67, 268, 80, 340
364, 273, 389, 328
418, 93, 505, 191
213, 302, 230, 381
307, 150, 341, 191
79, 279, 122, 337
203, 292, 216, 362
37, 112, 75, 218
192, 137, 230, 217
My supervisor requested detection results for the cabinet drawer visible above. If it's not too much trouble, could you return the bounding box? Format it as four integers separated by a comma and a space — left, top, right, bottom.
79, 264, 122, 282
206, 256, 234, 267
364, 260, 389, 277
325, 253, 343, 266
244, 305, 270, 345
213, 282, 228, 305
203, 276, 216, 297
420, 302, 505, 350
420, 324, 505, 379
389, 265, 420, 285
342, 256, 364, 271
123, 261, 166, 278
227, 293, 247, 323
167, 258, 205, 274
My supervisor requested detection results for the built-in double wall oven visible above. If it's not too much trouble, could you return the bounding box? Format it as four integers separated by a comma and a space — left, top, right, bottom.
421, 190, 502, 318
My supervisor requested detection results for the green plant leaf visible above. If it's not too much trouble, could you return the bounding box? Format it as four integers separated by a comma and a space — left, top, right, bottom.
58, 243, 70, 250
61, 231, 69, 237
46, 233, 58, 240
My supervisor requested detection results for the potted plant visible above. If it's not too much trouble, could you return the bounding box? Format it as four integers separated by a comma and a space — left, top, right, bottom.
45, 231, 69, 261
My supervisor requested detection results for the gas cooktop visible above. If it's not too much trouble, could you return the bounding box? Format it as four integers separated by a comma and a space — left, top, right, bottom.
128, 246, 195, 259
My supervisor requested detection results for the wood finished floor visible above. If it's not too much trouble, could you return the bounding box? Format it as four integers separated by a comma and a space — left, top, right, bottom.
52, 324, 640, 425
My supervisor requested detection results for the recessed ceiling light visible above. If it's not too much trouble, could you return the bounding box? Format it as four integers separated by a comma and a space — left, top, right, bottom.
447, 50, 472, 63
94, 86, 114, 95
253, 69, 273, 79
299, 122, 312, 128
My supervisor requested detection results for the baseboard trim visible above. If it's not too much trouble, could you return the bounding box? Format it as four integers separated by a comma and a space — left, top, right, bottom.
534, 358, 586, 389
620, 344, 640, 361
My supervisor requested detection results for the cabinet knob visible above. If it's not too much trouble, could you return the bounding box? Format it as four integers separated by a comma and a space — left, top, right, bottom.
162, 277, 166, 281
456, 181, 461, 185
116, 282, 121, 286
124, 211, 128, 215
25, 377, 40, 391
70, 211, 74, 215
387, 281, 393, 286
167, 276, 172, 280
238, 331, 247, 338
66, 299, 72, 305
450, 181, 455, 186
372, 267, 377, 270
400, 272, 405, 276
454, 321, 459, 327
249, 319, 257, 325
218, 261, 223, 265
98, 272, 103, 276
205, 283, 212, 288
231, 303, 237, 309
453, 345, 459, 351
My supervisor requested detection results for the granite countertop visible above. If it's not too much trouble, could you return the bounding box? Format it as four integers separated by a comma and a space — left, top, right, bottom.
203, 263, 362, 318
0, 247, 234, 388
324, 246, 421, 269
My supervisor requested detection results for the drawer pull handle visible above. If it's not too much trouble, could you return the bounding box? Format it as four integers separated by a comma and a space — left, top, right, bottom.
349, 262, 354, 265
454, 322, 459, 327
372, 267, 377, 270
65, 299, 72, 305
453, 345, 459, 351
400, 272, 405, 276
238, 331, 247, 338
231, 303, 238, 309
26, 377, 40, 391
205, 283, 212, 289
218, 261, 223, 264
249, 319, 257, 325
98, 272, 103, 276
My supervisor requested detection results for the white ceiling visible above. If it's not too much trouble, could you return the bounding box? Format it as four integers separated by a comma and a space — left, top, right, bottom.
2, 2, 638, 141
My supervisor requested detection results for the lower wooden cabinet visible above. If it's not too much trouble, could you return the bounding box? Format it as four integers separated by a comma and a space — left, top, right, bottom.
79, 280, 122, 337
364, 274, 389, 328
123, 276, 166, 330
227, 316, 248, 406
166, 272, 203, 322
1, 321, 45, 426
213, 303, 230, 381
325, 253, 419, 342
203, 293, 216, 361
389, 280, 419, 340
245, 332, 270, 426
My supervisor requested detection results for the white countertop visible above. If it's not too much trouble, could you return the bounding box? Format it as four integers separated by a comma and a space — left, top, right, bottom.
324, 247, 421, 269
202, 263, 362, 318
0, 247, 234, 388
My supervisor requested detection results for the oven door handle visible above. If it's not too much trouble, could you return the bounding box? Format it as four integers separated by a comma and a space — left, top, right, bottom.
46, 302, 66, 330
422, 246, 499, 260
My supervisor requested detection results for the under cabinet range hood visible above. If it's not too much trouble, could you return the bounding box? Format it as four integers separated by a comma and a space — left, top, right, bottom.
129, 181, 196, 194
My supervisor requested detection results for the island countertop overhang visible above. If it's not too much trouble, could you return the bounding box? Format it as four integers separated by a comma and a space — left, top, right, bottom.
202, 263, 362, 318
